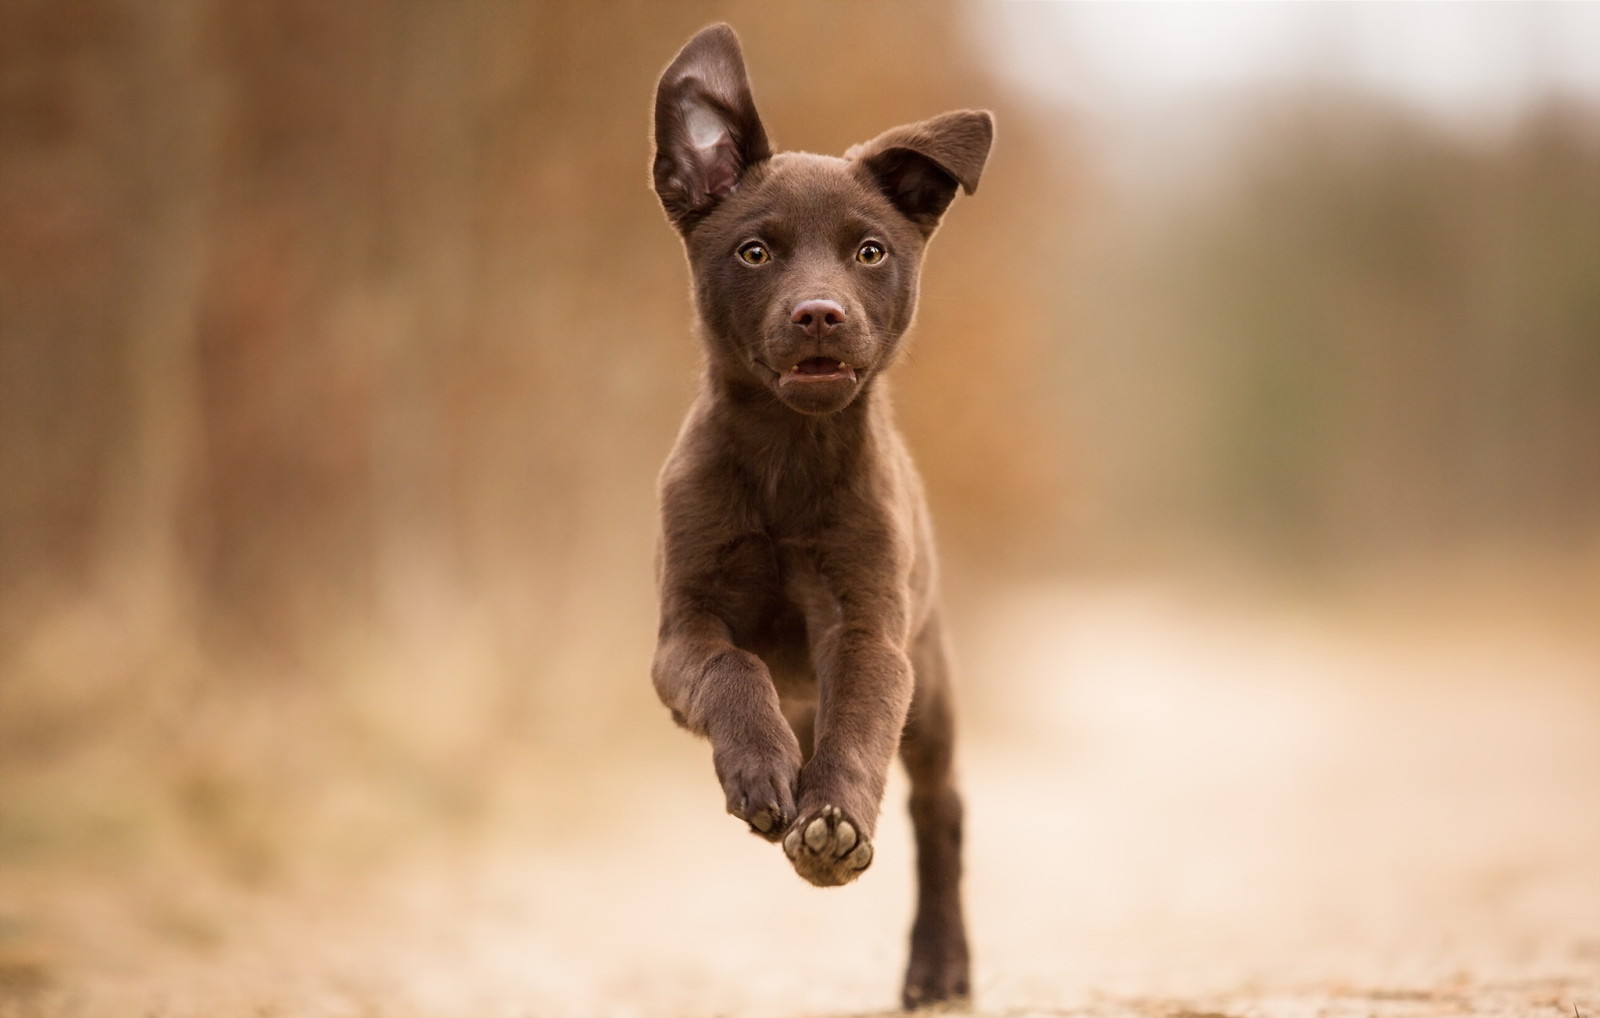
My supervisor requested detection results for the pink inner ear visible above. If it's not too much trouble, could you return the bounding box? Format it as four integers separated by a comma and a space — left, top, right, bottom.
683, 102, 740, 201
684, 104, 725, 149
700, 137, 741, 200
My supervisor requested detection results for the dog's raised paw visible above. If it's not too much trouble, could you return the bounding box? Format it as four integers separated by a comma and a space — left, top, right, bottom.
730, 791, 789, 841
781, 804, 873, 887
715, 737, 799, 843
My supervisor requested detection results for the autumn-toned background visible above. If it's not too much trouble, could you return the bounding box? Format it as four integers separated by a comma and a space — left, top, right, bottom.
2, 3, 1598, 1016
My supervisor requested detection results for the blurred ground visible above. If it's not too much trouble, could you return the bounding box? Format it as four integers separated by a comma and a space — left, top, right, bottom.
2, 573, 1596, 1018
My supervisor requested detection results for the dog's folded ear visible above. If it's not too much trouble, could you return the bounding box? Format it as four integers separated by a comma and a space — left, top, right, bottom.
848, 110, 994, 235
652, 24, 772, 233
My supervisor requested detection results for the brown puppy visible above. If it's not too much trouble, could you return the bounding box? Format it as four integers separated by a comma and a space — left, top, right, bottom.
648, 23, 991, 1010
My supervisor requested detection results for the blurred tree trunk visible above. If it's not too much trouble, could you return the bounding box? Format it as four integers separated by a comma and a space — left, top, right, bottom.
106, 0, 215, 643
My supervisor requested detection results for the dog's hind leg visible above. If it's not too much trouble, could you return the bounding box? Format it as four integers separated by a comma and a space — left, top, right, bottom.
898, 612, 971, 1009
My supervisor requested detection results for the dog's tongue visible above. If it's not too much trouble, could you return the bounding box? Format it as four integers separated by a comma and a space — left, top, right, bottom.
795, 357, 845, 376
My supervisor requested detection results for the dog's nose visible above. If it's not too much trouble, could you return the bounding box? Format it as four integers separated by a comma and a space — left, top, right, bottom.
791, 299, 846, 338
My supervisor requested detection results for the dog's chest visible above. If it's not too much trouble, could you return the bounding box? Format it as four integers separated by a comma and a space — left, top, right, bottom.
709, 524, 836, 684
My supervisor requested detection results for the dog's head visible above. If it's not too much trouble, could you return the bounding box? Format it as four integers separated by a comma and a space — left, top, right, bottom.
652, 24, 993, 416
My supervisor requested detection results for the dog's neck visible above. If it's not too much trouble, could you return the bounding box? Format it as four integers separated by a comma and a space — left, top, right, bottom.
701, 363, 889, 495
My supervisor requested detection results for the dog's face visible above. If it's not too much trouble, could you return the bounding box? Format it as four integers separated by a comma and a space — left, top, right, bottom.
652, 25, 993, 416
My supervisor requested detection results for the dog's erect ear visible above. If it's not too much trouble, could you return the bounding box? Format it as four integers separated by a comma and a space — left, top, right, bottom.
848, 110, 993, 234
652, 24, 771, 233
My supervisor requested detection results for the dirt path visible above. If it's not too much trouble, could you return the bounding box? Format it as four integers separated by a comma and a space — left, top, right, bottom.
3, 580, 1597, 1017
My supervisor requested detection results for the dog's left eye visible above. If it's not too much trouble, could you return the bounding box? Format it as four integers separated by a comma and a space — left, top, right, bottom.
737, 241, 771, 266
856, 241, 887, 265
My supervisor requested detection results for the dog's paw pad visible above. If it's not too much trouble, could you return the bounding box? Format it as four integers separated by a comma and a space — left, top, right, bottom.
782, 804, 873, 887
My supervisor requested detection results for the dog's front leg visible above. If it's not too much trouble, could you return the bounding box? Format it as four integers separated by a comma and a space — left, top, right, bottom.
781, 574, 914, 887
653, 609, 803, 841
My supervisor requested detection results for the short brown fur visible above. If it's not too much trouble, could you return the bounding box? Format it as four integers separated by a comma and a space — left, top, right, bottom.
648, 23, 992, 1009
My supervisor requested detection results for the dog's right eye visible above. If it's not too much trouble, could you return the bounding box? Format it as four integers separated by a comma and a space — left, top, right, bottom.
736, 241, 770, 266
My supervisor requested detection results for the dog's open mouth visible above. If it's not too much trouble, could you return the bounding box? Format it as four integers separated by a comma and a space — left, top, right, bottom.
784, 357, 857, 382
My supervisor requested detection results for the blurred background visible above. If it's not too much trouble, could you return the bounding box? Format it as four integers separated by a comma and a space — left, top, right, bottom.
2, 2, 1598, 1015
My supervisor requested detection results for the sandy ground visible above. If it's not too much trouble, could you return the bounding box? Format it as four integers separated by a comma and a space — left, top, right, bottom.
2, 579, 1598, 1017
